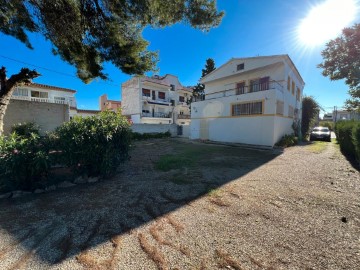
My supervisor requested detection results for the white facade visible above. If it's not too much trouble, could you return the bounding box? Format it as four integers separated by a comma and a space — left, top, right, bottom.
121, 74, 192, 125
333, 110, 360, 121
190, 55, 305, 147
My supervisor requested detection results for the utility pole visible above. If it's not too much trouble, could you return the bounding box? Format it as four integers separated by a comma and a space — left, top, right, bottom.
334, 106, 337, 123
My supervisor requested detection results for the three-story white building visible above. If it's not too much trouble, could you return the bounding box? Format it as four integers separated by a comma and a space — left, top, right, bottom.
121, 74, 192, 125
190, 55, 304, 147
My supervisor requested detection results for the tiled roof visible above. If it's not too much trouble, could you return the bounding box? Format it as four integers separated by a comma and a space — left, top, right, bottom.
30, 83, 76, 93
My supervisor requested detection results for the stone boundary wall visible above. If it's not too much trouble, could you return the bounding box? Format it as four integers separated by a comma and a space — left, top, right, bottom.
3, 99, 69, 135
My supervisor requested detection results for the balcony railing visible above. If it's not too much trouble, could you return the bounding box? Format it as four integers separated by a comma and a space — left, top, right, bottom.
142, 112, 171, 118
142, 95, 171, 105
11, 95, 71, 105
178, 114, 190, 119
205, 80, 284, 101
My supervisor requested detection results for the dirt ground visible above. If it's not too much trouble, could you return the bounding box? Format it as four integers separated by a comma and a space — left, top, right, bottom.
0, 138, 359, 270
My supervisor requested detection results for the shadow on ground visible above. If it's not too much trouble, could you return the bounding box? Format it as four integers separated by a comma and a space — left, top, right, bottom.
0, 138, 280, 266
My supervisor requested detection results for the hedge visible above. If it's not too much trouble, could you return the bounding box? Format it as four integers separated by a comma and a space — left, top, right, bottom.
335, 120, 360, 164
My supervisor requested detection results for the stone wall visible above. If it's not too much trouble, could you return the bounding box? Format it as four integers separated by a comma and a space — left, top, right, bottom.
3, 100, 69, 135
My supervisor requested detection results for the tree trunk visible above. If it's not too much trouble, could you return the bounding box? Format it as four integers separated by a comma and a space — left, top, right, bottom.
0, 86, 16, 134
0, 67, 40, 135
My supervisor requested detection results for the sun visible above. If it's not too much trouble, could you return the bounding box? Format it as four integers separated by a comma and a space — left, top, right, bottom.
298, 0, 358, 46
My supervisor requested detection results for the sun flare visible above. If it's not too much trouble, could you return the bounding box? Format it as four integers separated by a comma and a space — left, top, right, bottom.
298, 0, 358, 46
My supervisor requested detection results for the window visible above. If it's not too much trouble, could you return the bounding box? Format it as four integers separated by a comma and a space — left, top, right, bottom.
142, 88, 150, 97
249, 77, 269, 92
31, 91, 48, 98
142, 109, 150, 113
288, 105, 294, 118
276, 100, 284, 115
13, 87, 28, 97
179, 96, 185, 102
237, 63, 245, 71
170, 84, 175, 91
291, 81, 295, 95
296, 87, 301, 101
236, 82, 246, 95
158, 91, 165, 99
54, 97, 65, 101
287, 76, 290, 91
232, 101, 263, 116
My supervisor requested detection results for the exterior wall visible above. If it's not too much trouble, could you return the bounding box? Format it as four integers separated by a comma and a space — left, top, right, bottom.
75, 111, 100, 117
131, 123, 178, 136
122, 77, 141, 116
99, 94, 121, 111
13, 85, 76, 107
3, 99, 69, 135
121, 74, 192, 125
202, 55, 286, 85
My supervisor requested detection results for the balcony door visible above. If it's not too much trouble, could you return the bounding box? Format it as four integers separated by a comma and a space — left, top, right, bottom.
152, 91, 156, 100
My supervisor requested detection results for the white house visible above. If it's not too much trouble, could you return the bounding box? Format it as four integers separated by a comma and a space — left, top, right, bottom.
333, 110, 360, 121
190, 55, 305, 147
5, 83, 100, 134
121, 74, 192, 125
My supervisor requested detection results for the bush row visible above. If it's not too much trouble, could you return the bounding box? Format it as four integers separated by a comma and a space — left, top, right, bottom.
131, 131, 171, 140
275, 134, 298, 148
335, 120, 360, 164
0, 111, 131, 192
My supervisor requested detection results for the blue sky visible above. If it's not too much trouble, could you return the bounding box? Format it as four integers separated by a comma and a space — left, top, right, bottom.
0, 0, 359, 115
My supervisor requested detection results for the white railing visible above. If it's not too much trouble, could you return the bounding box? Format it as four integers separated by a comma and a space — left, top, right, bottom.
11, 95, 70, 105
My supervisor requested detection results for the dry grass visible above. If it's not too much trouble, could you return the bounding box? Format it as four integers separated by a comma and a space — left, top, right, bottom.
166, 215, 184, 233
215, 249, 243, 270
138, 233, 168, 270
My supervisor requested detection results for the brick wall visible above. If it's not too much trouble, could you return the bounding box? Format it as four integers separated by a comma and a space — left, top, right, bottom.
3, 100, 69, 135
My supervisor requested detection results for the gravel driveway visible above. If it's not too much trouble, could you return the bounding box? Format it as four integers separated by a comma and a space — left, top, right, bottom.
0, 138, 358, 269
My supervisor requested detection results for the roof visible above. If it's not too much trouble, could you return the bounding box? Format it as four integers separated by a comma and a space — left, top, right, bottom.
106, 100, 121, 104
201, 54, 305, 86
30, 83, 76, 93
141, 74, 192, 92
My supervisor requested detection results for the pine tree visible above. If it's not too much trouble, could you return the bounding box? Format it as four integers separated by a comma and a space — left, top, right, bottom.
0, 0, 224, 134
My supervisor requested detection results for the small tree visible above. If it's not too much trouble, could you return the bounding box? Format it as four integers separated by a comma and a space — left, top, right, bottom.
191, 58, 216, 102
301, 96, 320, 138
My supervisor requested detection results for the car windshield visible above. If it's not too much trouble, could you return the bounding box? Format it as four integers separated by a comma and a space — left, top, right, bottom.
313, 127, 329, 132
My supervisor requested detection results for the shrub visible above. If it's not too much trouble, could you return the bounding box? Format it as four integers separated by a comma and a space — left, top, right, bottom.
0, 133, 50, 191
319, 121, 335, 131
52, 110, 131, 177
11, 122, 40, 138
275, 134, 298, 148
352, 123, 360, 162
131, 131, 171, 140
335, 121, 357, 158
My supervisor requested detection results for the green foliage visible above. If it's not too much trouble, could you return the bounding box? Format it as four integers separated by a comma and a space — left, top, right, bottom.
131, 131, 171, 140
319, 121, 335, 131
155, 155, 192, 171
319, 23, 360, 111
52, 111, 131, 177
275, 134, 298, 148
1, 1, 224, 82
301, 96, 320, 138
352, 123, 360, 162
202, 58, 216, 78
11, 122, 40, 138
190, 58, 217, 104
0, 133, 50, 191
335, 121, 359, 159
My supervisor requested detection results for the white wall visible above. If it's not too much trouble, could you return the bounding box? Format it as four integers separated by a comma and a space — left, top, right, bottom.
122, 77, 141, 116
131, 124, 177, 136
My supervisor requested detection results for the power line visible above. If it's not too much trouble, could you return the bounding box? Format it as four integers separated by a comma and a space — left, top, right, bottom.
0, 54, 120, 88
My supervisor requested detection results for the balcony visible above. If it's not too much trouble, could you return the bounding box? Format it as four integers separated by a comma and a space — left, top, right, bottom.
142, 95, 171, 106
142, 112, 171, 118
11, 95, 71, 105
205, 80, 284, 101
178, 114, 191, 119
